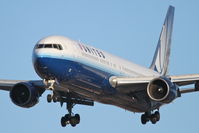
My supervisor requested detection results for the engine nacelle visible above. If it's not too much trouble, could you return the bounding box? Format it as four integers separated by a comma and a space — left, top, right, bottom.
10, 82, 45, 108
147, 77, 178, 103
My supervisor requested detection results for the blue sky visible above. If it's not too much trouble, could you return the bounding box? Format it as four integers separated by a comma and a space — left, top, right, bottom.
0, 0, 199, 133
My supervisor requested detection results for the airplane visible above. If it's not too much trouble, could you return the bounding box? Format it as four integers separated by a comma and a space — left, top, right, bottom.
0, 5, 199, 127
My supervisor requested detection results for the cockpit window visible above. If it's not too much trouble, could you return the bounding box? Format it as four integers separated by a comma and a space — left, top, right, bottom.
44, 44, 53, 48
36, 44, 63, 50
37, 44, 44, 48
58, 45, 63, 50
53, 44, 58, 49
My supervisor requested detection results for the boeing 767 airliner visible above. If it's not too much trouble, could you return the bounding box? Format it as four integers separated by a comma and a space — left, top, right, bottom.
0, 6, 199, 127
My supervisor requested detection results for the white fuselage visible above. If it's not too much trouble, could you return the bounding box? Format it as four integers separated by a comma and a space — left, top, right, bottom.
34, 36, 159, 77
33, 36, 160, 112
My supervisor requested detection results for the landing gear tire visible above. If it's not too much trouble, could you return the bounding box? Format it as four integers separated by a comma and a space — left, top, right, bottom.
47, 94, 52, 103
154, 111, 160, 121
69, 114, 80, 127
150, 114, 157, 124
61, 117, 67, 127
53, 96, 57, 103
60, 114, 80, 127
141, 114, 147, 125
71, 123, 76, 127
141, 111, 160, 125
70, 117, 77, 127
65, 114, 70, 120
74, 114, 80, 124
47, 93, 58, 103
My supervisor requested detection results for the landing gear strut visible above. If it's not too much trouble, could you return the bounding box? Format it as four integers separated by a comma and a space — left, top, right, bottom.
46, 90, 94, 127
141, 111, 160, 124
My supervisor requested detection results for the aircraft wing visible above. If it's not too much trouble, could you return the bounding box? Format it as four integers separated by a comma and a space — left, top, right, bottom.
0, 80, 26, 91
170, 74, 199, 94
170, 74, 199, 86
109, 74, 199, 94
0, 79, 94, 106
109, 76, 153, 93
0, 80, 46, 91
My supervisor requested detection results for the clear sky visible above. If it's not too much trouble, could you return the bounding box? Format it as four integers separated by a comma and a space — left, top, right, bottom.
0, 0, 198, 133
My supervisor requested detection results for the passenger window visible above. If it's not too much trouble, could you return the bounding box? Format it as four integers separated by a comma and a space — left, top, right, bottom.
92, 48, 98, 55
96, 50, 101, 57
82, 45, 87, 52
100, 52, 105, 59
86, 47, 91, 53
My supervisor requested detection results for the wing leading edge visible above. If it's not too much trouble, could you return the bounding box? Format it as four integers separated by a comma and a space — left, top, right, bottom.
0, 80, 46, 91
0, 80, 26, 91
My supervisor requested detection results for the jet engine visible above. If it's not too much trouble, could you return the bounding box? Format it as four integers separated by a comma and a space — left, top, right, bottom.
10, 82, 45, 108
147, 77, 178, 103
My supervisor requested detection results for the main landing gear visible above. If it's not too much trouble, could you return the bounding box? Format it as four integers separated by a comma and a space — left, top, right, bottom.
141, 111, 160, 124
60, 102, 80, 127
47, 91, 94, 127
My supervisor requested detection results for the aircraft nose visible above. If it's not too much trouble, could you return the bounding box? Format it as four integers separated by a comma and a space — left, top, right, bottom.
32, 49, 52, 79
34, 57, 46, 69
33, 56, 57, 80
32, 47, 50, 67
33, 50, 45, 67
